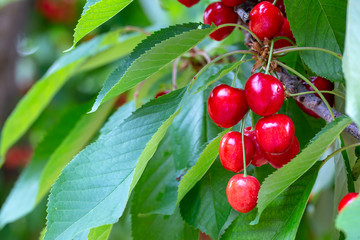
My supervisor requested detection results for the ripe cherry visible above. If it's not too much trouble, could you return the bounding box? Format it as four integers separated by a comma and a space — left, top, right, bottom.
4, 146, 33, 170
245, 73, 285, 116
155, 90, 171, 99
273, 18, 295, 49
265, 136, 299, 169
249, 1, 284, 40
338, 192, 359, 213
207, 84, 248, 128
295, 76, 335, 119
177, 0, 200, 8
219, 131, 255, 173
36, 0, 77, 23
264, 0, 286, 16
244, 127, 268, 167
203, 2, 239, 41
221, 0, 246, 7
226, 174, 260, 213
255, 114, 295, 153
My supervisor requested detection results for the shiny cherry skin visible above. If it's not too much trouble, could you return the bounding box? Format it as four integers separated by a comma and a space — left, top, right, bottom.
249, 1, 284, 41
264, 0, 286, 16
155, 90, 171, 99
226, 174, 260, 213
245, 73, 285, 116
219, 131, 255, 173
203, 2, 239, 41
295, 76, 335, 119
221, 0, 246, 7
244, 127, 268, 167
208, 84, 249, 128
255, 114, 295, 154
273, 18, 296, 49
338, 192, 359, 213
265, 136, 299, 169
178, 0, 200, 8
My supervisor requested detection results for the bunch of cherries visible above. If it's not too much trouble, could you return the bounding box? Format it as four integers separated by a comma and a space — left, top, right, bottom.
176, 0, 339, 213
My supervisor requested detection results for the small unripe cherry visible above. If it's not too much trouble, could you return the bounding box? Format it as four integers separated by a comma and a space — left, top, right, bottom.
244, 127, 268, 167
265, 136, 300, 169
295, 76, 335, 119
255, 114, 295, 154
177, 0, 200, 8
249, 1, 284, 40
207, 84, 249, 128
219, 131, 254, 173
338, 192, 359, 213
155, 90, 171, 99
203, 2, 239, 41
245, 73, 285, 116
221, 0, 246, 7
273, 18, 296, 49
226, 174, 260, 213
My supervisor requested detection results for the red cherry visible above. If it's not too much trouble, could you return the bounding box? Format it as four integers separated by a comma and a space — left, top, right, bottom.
207, 84, 249, 128
265, 136, 299, 169
244, 73, 285, 116
244, 127, 268, 167
155, 90, 171, 99
36, 0, 76, 23
203, 2, 239, 41
338, 192, 359, 213
219, 131, 254, 173
255, 114, 295, 153
221, 0, 246, 7
295, 76, 335, 119
273, 18, 295, 49
249, 2, 284, 41
114, 93, 127, 108
264, 0, 286, 16
177, 0, 200, 8
4, 146, 33, 170
199, 232, 211, 240
226, 174, 260, 213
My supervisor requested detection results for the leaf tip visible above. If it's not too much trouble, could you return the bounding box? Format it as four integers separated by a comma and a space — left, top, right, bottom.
249, 212, 260, 225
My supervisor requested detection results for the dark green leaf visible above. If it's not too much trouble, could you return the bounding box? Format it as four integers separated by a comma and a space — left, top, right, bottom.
91, 23, 215, 112
180, 160, 233, 240
285, 0, 346, 81
44, 89, 186, 240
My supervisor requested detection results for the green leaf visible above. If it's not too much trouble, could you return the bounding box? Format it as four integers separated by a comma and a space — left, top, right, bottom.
44, 89, 186, 240
131, 134, 178, 215
336, 197, 360, 239
180, 160, 233, 240
0, 101, 114, 228
72, 0, 133, 47
87, 225, 113, 240
131, 207, 198, 240
285, 0, 346, 81
222, 165, 319, 240
0, 30, 143, 162
91, 23, 215, 112
253, 116, 352, 224
344, 0, 360, 129
177, 129, 230, 203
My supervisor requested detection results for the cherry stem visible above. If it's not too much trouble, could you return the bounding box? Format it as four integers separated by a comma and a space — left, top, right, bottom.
172, 58, 180, 90
274, 47, 342, 61
241, 114, 248, 177
288, 90, 345, 100
216, 23, 262, 45
272, 0, 278, 5
275, 60, 335, 120
322, 142, 360, 166
265, 39, 275, 75
124, 26, 151, 36
188, 50, 256, 91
